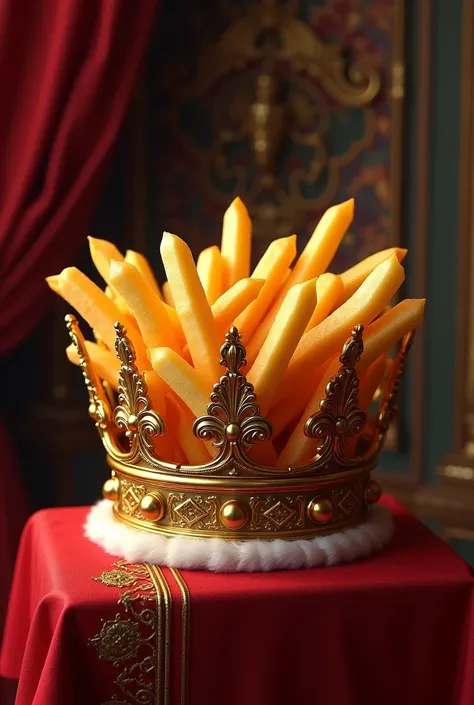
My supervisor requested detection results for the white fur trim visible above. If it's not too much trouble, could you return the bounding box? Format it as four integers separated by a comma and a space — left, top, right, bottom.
85, 499, 394, 572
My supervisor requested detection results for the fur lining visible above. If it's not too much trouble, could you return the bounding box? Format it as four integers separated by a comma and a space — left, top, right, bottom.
85, 499, 394, 572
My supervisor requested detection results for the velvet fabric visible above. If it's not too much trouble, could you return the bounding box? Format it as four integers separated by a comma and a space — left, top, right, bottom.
0, 0, 158, 632
1, 496, 473, 705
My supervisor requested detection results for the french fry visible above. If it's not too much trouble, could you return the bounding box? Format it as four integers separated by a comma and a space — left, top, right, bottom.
273, 254, 405, 406
234, 235, 297, 342
221, 197, 252, 288
360, 298, 425, 368
305, 273, 344, 331
181, 278, 265, 359
125, 250, 161, 296
340, 247, 407, 301
66, 341, 120, 391
212, 278, 265, 338
167, 394, 213, 464
247, 279, 317, 415
345, 354, 388, 456
245, 200, 354, 357
46, 275, 60, 294
149, 347, 211, 419
109, 259, 181, 353
197, 245, 225, 305
163, 302, 186, 348
270, 298, 425, 439
248, 441, 278, 466
51, 267, 149, 369
161, 232, 222, 386
88, 236, 125, 281
268, 363, 329, 437
88, 236, 130, 315
162, 395, 188, 464
142, 369, 167, 413
162, 281, 174, 307
277, 357, 341, 468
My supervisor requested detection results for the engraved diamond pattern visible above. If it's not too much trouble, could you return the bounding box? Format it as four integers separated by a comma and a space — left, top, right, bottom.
338, 490, 358, 516
175, 498, 209, 527
263, 501, 296, 528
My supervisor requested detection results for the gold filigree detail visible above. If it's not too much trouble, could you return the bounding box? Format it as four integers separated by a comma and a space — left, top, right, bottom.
114, 323, 165, 466
90, 614, 143, 662
120, 479, 147, 517
193, 326, 273, 465
169, 493, 220, 531
65, 315, 111, 429
250, 495, 306, 532
89, 563, 158, 705
376, 331, 415, 438
304, 324, 367, 468
94, 569, 138, 589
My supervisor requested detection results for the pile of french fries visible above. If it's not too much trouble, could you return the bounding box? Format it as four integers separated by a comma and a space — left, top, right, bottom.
47, 197, 425, 469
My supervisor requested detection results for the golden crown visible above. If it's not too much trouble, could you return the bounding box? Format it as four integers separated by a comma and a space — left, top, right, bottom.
66, 313, 413, 541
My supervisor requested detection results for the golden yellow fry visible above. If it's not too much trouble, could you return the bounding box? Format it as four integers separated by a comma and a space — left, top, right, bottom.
149, 346, 211, 419
109, 259, 181, 353
234, 235, 297, 342
197, 245, 225, 305
162, 281, 174, 307
212, 278, 265, 338
268, 364, 328, 437
221, 197, 251, 288
305, 273, 344, 331
277, 357, 341, 468
247, 200, 354, 355
66, 341, 120, 391
88, 236, 124, 282
142, 369, 167, 414
125, 250, 161, 296
46, 275, 60, 294
161, 232, 221, 386
247, 279, 316, 415
273, 254, 405, 406
360, 298, 425, 368
52, 267, 149, 369
167, 394, 212, 464
163, 302, 186, 348
340, 247, 408, 301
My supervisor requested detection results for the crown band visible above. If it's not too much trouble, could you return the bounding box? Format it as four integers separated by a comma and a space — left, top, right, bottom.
106, 455, 378, 540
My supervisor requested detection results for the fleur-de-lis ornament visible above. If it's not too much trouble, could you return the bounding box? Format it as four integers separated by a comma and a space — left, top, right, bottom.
193, 327, 273, 461
305, 325, 367, 467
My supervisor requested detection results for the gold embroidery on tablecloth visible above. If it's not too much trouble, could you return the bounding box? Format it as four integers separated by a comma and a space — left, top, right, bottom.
90, 561, 191, 705
90, 561, 161, 705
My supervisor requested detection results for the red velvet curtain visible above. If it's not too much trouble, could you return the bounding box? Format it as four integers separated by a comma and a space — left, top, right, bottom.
0, 0, 158, 630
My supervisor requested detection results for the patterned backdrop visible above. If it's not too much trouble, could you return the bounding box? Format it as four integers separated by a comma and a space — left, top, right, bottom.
150, 0, 404, 271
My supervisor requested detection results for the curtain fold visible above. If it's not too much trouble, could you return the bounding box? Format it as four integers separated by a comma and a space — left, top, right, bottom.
0, 0, 158, 631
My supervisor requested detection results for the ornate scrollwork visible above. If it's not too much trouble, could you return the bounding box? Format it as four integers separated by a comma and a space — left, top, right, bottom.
376, 330, 415, 437
65, 314, 111, 429
305, 325, 367, 467
193, 327, 273, 458
113, 323, 165, 466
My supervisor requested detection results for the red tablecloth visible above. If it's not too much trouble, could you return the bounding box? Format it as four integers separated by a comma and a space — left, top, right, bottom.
1, 496, 473, 705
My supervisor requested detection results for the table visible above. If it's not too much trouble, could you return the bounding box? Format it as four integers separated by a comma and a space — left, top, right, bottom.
1, 496, 473, 705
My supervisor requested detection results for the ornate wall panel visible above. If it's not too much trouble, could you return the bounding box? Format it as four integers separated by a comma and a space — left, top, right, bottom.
152, 0, 406, 270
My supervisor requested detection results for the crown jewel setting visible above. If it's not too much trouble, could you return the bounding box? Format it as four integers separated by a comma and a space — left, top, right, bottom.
66, 314, 413, 541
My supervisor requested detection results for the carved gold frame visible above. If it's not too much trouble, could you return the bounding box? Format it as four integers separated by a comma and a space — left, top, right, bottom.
438, 0, 474, 484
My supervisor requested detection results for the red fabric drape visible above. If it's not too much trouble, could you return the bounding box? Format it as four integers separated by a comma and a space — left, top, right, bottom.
0, 0, 158, 631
